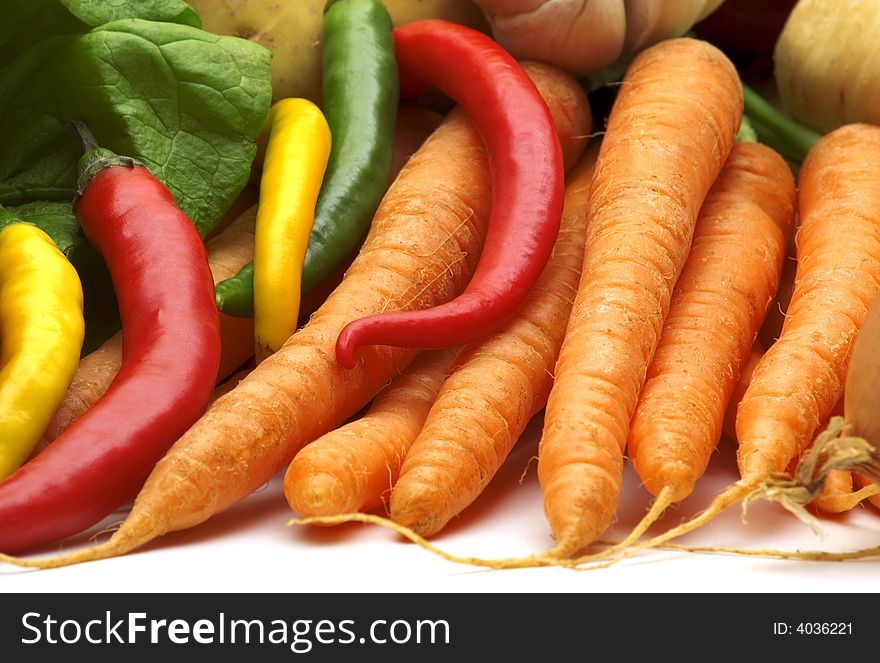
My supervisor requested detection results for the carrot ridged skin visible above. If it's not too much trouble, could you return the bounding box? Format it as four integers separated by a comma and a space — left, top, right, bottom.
538, 38, 742, 556
628, 142, 795, 502
736, 124, 880, 480
390, 149, 598, 537
285, 347, 461, 517
17, 64, 590, 564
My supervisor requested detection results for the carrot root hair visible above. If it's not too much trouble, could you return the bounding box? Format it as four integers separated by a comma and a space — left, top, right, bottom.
289, 513, 563, 570
743, 416, 878, 529
657, 541, 880, 562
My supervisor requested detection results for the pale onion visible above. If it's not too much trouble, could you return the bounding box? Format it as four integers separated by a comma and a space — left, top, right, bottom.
775, 0, 880, 134
473, 0, 725, 73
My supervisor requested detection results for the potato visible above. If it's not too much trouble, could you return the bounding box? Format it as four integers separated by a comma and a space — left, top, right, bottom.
187, 0, 490, 103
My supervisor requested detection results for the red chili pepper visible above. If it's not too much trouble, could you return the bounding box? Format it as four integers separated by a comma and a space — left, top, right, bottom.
0, 125, 221, 554
335, 19, 565, 369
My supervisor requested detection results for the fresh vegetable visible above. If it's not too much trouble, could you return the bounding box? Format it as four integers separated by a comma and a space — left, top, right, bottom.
216, 0, 397, 318
36, 203, 260, 450
303, 0, 398, 295
628, 142, 795, 505
854, 474, 880, 511
775, 0, 880, 134
472, 0, 723, 74
335, 20, 565, 368
2, 0, 200, 63
537, 38, 741, 557
253, 99, 330, 361
0, 130, 221, 554
185, 0, 489, 104
606, 123, 880, 562
0, 15, 271, 237
0, 201, 116, 353
389, 145, 597, 538
0, 220, 84, 479
286, 347, 462, 517
0, 63, 589, 566
735, 124, 880, 483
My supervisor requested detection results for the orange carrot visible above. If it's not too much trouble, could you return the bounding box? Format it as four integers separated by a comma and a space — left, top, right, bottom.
628, 142, 795, 506
854, 474, 880, 511
812, 469, 856, 513
285, 347, 461, 517
736, 124, 880, 482
600, 123, 880, 565
34, 206, 258, 452
4, 63, 590, 567
537, 38, 742, 557
388, 147, 598, 538
722, 341, 765, 443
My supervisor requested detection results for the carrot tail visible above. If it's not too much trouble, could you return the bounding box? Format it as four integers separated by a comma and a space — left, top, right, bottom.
744, 416, 876, 526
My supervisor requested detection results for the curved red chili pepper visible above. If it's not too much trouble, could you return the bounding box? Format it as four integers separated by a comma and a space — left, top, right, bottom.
335, 19, 565, 369
0, 136, 221, 554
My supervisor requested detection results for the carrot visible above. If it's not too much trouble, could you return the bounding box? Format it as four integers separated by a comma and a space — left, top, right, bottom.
627, 142, 795, 510
537, 38, 742, 558
722, 341, 765, 443
596, 123, 880, 567
285, 347, 461, 517
33, 206, 258, 453
854, 474, 880, 510
736, 124, 880, 482
805, 400, 865, 513
812, 469, 857, 513
388, 146, 598, 538
3, 62, 590, 567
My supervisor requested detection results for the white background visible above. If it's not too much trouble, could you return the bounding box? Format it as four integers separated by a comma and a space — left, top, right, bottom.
2, 413, 878, 593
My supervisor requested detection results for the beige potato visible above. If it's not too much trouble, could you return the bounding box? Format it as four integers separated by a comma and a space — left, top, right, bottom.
187, 0, 489, 103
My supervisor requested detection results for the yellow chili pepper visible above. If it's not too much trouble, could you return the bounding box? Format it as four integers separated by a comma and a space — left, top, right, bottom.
0, 223, 84, 479
254, 98, 331, 362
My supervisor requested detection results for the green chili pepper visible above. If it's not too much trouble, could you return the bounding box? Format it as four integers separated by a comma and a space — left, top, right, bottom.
216, 0, 398, 317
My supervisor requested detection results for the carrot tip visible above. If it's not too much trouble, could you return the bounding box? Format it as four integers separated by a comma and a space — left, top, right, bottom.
287, 471, 354, 519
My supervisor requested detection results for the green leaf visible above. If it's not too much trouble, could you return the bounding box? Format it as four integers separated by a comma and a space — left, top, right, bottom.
0, 19, 271, 237
1, 0, 199, 67
60, 0, 200, 29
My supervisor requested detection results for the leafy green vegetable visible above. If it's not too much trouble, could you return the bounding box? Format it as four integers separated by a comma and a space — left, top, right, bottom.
0, 202, 119, 354
0, 18, 271, 237
61, 0, 200, 29
1, 0, 199, 67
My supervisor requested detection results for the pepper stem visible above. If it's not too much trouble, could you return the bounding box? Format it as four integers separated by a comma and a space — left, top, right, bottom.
71, 120, 137, 196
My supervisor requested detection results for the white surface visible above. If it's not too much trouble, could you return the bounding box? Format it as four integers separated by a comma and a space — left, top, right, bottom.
2, 414, 879, 593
